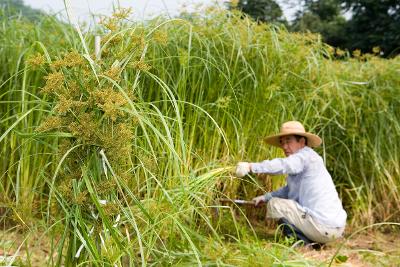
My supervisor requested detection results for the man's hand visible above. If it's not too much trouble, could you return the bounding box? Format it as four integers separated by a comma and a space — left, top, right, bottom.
235, 162, 251, 177
252, 195, 266, 206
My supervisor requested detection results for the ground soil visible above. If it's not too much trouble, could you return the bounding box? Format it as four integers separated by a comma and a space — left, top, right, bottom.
1, 225, 399, 266
298, 230, 400, 266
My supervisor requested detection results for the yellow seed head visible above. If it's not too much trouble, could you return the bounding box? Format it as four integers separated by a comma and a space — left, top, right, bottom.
74, 192, 88, 205
51, 51, 84, 69
116, 123, 133, 140
27, 53, 46, 68
372, 46, 381, 54
64, 51, 85, 67
130, 34, 145, 49
93, 87, 127, 121
100, 123, 133, 166
352, 49, 361, 58
131, 60, 151, 71
102, 203, 120, 216
51, 59, 64, 69
103, 66, 122, 81
57, 180, 73, 200
335, 48, 345, 56
215, 96, 232, 109
96, 180, 117, 195
37, 116, 62, 132
102, 33, 123, 47
55, 95, 73, 114
68, 113, 97, 141
55, 96, 86, 114
100, 17, 118, 32
153, 30, 168, 45
67, 81, 81, 98
41, 71, 65, 94
230, 0, 239, 8
112, 7, 133, 20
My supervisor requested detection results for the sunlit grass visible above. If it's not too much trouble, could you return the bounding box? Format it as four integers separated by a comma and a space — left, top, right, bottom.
0, 4, 399, 266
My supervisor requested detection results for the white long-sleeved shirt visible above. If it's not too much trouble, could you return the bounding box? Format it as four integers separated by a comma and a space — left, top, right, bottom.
251, 146, 347, 228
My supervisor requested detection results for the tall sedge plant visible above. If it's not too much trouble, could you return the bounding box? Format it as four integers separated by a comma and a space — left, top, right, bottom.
0, 5, 399, 265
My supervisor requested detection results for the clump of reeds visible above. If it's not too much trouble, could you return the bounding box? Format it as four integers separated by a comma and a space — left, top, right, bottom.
1, 3, 400, 265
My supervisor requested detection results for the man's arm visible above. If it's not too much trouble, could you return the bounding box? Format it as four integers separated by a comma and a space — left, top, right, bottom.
250, 154, 306, 175
253, 185, 289, 206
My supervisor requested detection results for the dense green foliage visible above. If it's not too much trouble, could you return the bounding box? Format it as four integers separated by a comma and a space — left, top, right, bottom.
0, 5, 399, 266
290, 0, 347, 48
230, 0, 400, 56
0, 0, 44, 20
293, 0, 400, 56
341, 0, 400, 56
226, 0, 286, 24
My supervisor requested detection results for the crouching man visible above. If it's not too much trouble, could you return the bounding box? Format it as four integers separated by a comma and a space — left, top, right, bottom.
236, 121, 347, 246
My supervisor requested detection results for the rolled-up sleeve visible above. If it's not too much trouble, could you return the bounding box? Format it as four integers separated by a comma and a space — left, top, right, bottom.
268, 185, 289, 199
250, 153, 306, 175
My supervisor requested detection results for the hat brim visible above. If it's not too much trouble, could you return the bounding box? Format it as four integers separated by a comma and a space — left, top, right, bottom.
264, 132, 322, 148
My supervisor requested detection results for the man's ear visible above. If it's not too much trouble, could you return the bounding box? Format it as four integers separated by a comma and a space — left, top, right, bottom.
300, 137, 306, 146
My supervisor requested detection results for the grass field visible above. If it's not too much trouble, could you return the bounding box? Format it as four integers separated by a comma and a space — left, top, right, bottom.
1, 4, 399, 266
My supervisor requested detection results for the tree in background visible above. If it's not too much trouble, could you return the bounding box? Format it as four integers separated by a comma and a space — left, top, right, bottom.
341, 0, 400, 57
0, 0, 44, 20
226, 0, 287, 24
290, 0, 347, 48
231, 0, 400, 56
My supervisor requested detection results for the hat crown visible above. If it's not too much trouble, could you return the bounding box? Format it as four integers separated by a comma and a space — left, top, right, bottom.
264, 121, 322, 147
280, 121, 306, 134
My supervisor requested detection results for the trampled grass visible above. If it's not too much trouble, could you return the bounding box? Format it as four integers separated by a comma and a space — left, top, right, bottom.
0, 4, 399, 266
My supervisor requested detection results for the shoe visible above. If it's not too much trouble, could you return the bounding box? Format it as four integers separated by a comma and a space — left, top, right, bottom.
278, 218, 313, 245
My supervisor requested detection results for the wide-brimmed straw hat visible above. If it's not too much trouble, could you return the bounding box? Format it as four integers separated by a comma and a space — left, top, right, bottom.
264, 121, 322, 148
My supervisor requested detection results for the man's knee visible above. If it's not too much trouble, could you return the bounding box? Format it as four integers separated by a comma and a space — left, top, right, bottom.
266, 197, 279, 216
267, 197, 285, 209
267, 197, 296, 212
266, 197, 292, 218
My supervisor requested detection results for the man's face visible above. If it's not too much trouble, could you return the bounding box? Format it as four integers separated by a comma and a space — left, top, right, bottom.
279, 135, 306, 157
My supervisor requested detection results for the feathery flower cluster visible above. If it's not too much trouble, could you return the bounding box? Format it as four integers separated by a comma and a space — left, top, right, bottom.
66, 81, 81, 98
130, 34, 145, 49
215, 96, 232, 109
55, 95, 86, 114
103, 66, 122, 82
102, 202, 120, 217
130, 60, 151, 71
99, 17, 118, 32
35, 11, 141, 225
41, 71, 64, 94
99, 8, 132, 33
57, 179, 73, 200
353, 49, 361, 58
112, 7, 133, 20
74, 191, 88, 205
96, 180, 117, 195
68, 113, 98, 142
100, 123, 133, 166
102, 33, 123, 46
51, 51, 84, 69
230, 0, 239, 8
37, 116, 62, 132
92, 87, 127, 121
153, 30, 168, 45
27, 53, 46, 68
